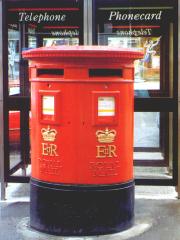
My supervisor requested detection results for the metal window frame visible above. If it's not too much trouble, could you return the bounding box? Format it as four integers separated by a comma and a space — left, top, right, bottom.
177, 0, 180, 198
0, 0, 6, 200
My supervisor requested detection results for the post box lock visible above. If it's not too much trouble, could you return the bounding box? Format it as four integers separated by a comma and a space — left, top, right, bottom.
92, 91, 120, 125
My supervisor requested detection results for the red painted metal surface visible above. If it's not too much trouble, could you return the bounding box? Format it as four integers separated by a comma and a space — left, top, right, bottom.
23, 46, 143, 184
9, 111, 20, 144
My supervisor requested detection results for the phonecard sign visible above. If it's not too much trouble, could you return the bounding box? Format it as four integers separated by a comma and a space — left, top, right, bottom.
98, 97, 115, 116
42, 96, 55, 115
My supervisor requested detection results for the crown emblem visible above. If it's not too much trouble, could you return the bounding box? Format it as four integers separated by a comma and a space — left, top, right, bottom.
41, 126, 57, 142
96, 128, 116, 143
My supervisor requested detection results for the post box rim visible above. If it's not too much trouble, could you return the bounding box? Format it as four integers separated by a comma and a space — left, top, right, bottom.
22, 45, 144, 60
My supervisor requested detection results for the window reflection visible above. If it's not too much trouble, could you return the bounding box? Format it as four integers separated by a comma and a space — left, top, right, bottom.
8, 5, 83, 96
107, 36, 161, 91
9, 111, 21, 170
96, 5, 175, 97
43, 37, 79, 46
8, 26, 20, 95
28, 26, 37, 49
133, 112, 171, 165
134, 37, 161, 90
134, 112, 160, 149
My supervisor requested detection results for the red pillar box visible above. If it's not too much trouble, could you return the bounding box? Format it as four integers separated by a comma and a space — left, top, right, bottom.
23, 46, 143, 236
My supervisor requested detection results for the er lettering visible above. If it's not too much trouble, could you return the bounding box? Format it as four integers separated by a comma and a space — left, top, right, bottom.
96, 145, 117, 158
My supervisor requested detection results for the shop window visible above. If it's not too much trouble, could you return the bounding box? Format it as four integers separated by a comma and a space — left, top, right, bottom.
96, 2, 175, 97
7, 0, 83, 96
95, 0, 177, 180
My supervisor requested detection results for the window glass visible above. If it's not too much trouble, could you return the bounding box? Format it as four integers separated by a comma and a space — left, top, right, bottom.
43, 37, 79, 46
28, 26, 37, 49
134, 112, 160, 149
134, 166, 172, 180
134, 112, 173, 179
9, 111, 31, 177
9, 111, 21, 170
8, 26, 20, 95
7, 1, 83, 95
96, 3, 175, 97
134, 112, 172, 165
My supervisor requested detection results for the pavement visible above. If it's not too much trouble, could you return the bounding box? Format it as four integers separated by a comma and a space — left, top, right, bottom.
0, 183, 180, 240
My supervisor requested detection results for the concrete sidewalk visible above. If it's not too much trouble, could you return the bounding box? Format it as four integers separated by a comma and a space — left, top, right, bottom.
0, 183, 180, 240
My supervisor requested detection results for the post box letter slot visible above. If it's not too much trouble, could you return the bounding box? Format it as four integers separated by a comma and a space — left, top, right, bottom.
89, 69, 122, 77
37, 69, 64, 77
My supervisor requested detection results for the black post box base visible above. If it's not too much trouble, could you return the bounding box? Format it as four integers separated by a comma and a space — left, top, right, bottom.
30, 179, 134, 236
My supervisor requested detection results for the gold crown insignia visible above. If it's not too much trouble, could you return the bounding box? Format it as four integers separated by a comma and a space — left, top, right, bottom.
41, 126, 57, 142
96, 128, 116, 143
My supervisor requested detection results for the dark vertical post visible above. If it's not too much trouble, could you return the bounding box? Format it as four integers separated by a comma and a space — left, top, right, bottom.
0, 0, 5, 200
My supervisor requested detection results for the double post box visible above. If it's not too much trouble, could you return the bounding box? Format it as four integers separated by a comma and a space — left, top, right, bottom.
23, 46, 143, 236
